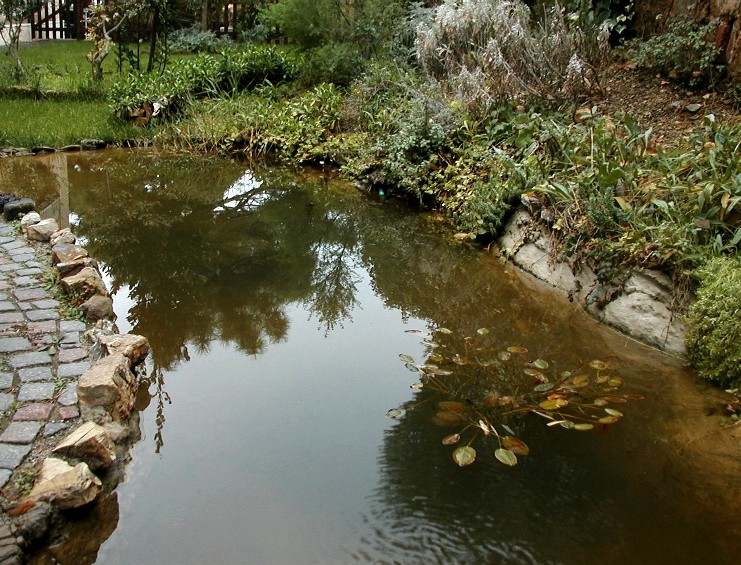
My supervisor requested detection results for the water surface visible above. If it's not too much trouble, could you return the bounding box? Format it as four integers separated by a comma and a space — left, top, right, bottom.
2, 151, 737, 564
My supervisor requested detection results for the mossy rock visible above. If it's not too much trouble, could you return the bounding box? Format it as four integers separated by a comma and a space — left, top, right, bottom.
685, 256, 741, 389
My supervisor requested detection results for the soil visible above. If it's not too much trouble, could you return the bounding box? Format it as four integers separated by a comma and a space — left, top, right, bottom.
592, 62, 741, 146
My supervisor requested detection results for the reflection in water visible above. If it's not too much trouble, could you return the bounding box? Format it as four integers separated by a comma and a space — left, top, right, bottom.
5, 151, 738, 564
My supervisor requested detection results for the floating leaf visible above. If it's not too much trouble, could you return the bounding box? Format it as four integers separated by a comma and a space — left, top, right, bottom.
534, 382, 555, 392
507, 346, 529, 353
560, 420, 575, 429
532, 358, 549, 370
478, 359, 498, 367
572, 374, 590, 387
596, 375, 610, 384
430, 369, 453, 376
502, 436, 530, 456
405, 329, 430, 337
607, 377, 624, 388
495, 448, 518, 466
452, 354, 469, 365
604, 396, 628, 404
547, 420, 568, 427
410, 383, 423, 389
399, 354, 415, 364
442, 433, 461, 445
502, 423, 516, 435
498, 350, 512, 361
593, 398, 609, 406
589, 360, 608, 370
453, 446, 476, 467
429, 354, 444, 363
477, 327, 490, 336
386, 408, 406, 419
433, 411, 468, 426
624, 393, 645, 401
438, 327, 453, 335
523, 368, 546, 379
574, 423, 594, 431
604, 408, 624, 417
439, 401, 468, 414
417, 364, 439, 372
478, 419, 492, 435
560, 371, 573, 378
598, 415, 621, 425
539, 398, 569, 410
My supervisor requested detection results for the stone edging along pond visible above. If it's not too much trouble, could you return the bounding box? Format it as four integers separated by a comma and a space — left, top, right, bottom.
0, 203, 150, 563
497, 208, 687, 357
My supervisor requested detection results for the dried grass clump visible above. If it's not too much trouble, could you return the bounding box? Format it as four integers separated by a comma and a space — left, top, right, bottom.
416, 0, 609, 115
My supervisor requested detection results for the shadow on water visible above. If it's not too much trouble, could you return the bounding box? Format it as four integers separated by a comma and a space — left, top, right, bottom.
2, 150, 739, 564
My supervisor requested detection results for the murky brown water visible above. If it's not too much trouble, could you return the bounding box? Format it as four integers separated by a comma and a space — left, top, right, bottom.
2, 150, 738, 564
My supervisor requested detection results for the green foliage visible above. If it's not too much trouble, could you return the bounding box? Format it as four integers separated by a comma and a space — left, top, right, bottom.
109, 47, 297, 120
685, 256, 741, 389
169, 25, 234, 53
12, 464, 39, 496
625, 14, 723, 87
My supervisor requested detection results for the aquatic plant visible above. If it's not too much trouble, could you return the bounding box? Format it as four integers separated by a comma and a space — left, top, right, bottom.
387, 327, 641, 467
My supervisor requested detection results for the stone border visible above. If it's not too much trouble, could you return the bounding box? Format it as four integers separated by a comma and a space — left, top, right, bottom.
0, 212, 150, 564
497, 208, 687, 356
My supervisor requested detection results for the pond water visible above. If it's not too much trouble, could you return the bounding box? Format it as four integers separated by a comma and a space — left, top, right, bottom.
2, 151, 738, 564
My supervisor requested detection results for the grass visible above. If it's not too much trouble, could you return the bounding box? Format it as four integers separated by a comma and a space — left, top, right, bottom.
0, 40, 162, 147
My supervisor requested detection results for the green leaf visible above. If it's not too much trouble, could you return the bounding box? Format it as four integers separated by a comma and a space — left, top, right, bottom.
539, 398, 568, 410
501, 436, 529, 456
438, 327, 453, 334
399, 354, 414, 364
453, 446, 477, 467
532, 358, 549, 369
534, 382, 555, 392
574, 423, 594, 431
495, 448, 518, 466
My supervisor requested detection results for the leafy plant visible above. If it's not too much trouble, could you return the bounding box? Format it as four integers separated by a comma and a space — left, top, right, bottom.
13, 464, 38, 496
388, 327, 641, 467
685, 256, 741, 389
625, 13, 723, 87
169, 25, 234, 53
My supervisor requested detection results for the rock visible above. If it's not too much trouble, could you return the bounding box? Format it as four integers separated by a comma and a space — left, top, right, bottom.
31, 146, 55, 154
0, 192, 19, 212
57, 257, 97, 277
685, 103, 702, 113
28, 458, 102, 510
80, 139, 106, 150
52, 421, 117, 471
80, 295, 114, 322
77, 353, 137, 423
98, 334, 149, 365
51, 242, 88, 265
11, 500, 52, 546
3, 198, 35, 221
50, 228, 76, 246
20, 212, 41, 232
60, 144, 82, 152
61, 267, 109, 300
26, 218, 60, 242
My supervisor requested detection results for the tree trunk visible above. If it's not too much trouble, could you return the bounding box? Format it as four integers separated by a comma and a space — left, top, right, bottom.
201, 0, 210, 32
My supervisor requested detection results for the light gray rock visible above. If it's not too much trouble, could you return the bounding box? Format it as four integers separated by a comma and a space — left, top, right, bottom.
99, 334, 150, 365
50, 228, 76, 246
61, 267, 109, 300
77, 353, 136, 423
26, 218, 60, 242
52, 421, 117, 470
51, 242, 88, 265
20, 212, 41, 232
28, 458, 102, 510
80, 295, 114, 321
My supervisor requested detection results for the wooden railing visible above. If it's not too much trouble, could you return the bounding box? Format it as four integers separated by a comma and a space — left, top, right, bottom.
31, 0, 89, 40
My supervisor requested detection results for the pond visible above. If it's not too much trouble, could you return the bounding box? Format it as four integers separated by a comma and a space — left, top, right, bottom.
2, 150, 738, 564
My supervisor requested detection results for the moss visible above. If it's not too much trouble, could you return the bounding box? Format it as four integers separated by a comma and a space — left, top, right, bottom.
685, 256, 741, 389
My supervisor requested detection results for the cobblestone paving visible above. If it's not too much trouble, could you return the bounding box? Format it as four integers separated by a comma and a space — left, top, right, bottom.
0, 220, 88, 492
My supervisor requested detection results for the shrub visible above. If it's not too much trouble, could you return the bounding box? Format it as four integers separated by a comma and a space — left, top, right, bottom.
109, 47, 297, 120
415, 0, 610, 116
625, 14, 723, 87
685, 256, 741, 389
169, 25, 234, 53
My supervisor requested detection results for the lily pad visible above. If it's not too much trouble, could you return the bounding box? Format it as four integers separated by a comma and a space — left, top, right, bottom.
399, 354, 415, 364
495, 448, 518, 466
574, 423, 594, 431
453, 446, 477, 467
534, 382, 555, 392
589, 359, 608, 370
539, 398, 569, 410
507, 346, 529, 354
386, 408, 406, 419
501, 436, 530, 456
532, 358, 549, 370
498, 350, 512, 361
477, 327, 490, 336
438, 327, 453, 335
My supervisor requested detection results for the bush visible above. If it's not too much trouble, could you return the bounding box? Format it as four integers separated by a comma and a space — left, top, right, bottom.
685, 256, 741, 389
625, 15, 723, 87
110, 47, 297, 120
169, 26, 234, 53
416, 0, 610, 116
